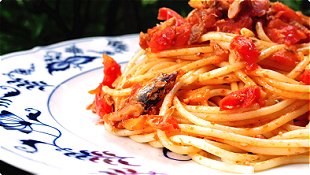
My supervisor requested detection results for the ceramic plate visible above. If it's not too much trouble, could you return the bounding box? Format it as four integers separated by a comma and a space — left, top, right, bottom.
0, 34, 308, 175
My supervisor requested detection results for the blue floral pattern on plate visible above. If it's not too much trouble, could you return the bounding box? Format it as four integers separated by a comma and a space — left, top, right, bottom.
3, 63, 52, 91
0, 35, 195, 175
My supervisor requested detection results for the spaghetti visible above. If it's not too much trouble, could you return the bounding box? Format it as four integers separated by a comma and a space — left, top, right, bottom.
88, 0, 309, 173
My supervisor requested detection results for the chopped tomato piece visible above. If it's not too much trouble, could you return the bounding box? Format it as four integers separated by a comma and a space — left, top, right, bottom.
148, 26, 176, 52
94, 90, 113, 118
141, 7, 189, 52
272, 2, 303, 24
230, 36, 260, 71
266, 19, 307, 45
219, 86, 263, 110
147, 115, 180, 135
140, 8, 220, 52
88, 55, 121, 117
158, 7, 185, 26
145, 23, 192, 52
300, 70, 310, 85
175, 23, 192, 47
102, 54, 122, 88
268, 49, 298, 67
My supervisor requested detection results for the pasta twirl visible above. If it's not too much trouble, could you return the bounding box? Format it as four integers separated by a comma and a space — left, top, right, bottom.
88, 0, 309, 173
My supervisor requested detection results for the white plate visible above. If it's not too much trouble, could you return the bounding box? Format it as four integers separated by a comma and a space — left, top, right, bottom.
0, 34, 308, 175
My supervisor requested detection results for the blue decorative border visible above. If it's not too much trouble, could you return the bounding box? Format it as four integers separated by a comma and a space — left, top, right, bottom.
0, 35, 189, 174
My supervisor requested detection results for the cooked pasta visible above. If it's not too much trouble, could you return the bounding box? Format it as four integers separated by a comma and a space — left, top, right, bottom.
88, 0, 309, 173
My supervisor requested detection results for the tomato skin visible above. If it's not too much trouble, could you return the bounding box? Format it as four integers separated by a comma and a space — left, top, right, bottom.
300, 70, 310, 85
140, 8, 220, 52
158, 7, 185, 26
102, 54, 122, 88
230, 36, 260, 71
219, 86, 262, 110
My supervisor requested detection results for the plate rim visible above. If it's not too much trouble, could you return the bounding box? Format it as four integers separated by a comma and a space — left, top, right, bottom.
0, 33, 139, 60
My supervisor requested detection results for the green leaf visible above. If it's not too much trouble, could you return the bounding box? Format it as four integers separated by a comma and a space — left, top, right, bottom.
142, 0, 158, 6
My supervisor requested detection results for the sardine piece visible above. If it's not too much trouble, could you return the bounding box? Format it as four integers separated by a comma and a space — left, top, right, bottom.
105, 72, 178, 124
135, 72, 178, 112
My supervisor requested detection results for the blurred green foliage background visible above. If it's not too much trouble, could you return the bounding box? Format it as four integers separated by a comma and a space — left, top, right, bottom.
0, 0, 309, 55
